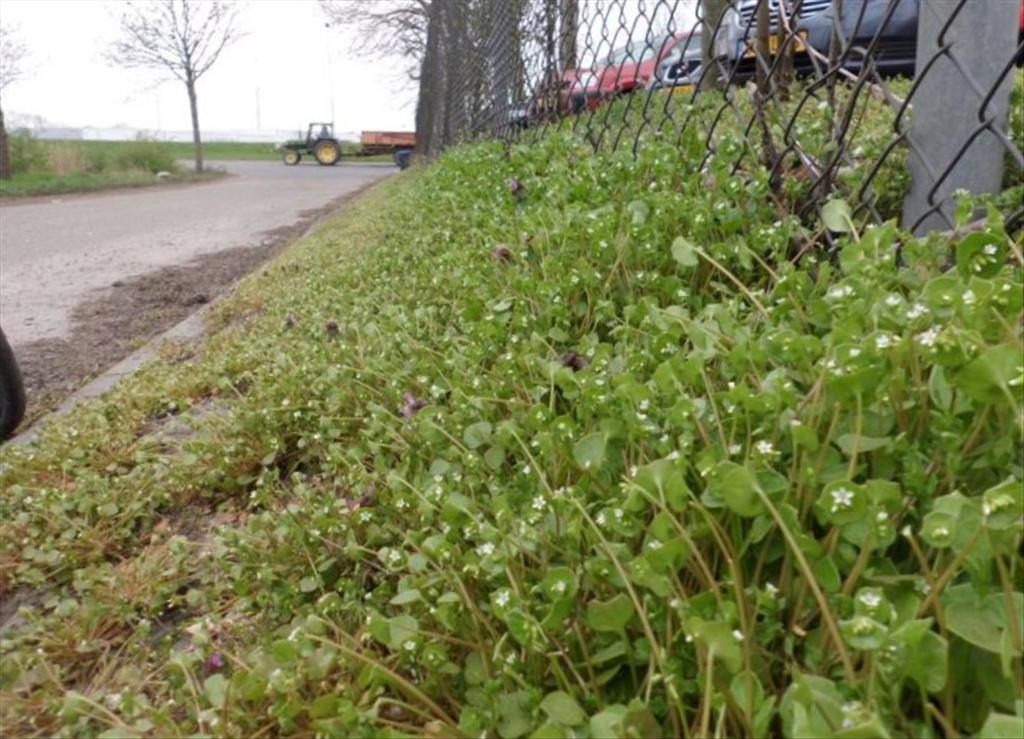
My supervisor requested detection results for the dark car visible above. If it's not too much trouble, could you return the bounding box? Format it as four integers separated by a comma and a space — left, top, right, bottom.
722, 0, 918, 79
800, 0, 919, 77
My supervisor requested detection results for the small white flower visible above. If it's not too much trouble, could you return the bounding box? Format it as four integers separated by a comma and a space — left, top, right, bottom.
647, 539, 663, 550
732, 629, 744, 641
551, 580, 567, 595
848, 348, 861, 358
906, 302, 929, 320
875, 334, 894, 350
826, 285, 853, 301
495, 590, 511, 608
595, 512, 607, 527
765, 582, 779, 596
916, 327, 940, 347
477, 542, 495, 557
403, 640, 417, 652
728, 443, 742, 456
755, 440, 775, 455
830, 486, 855, 512
962, 289, 976, 305
532, 495, 546, 512
859, 591, 882, 609
983, 244, 998, 256
884, 294, 902, 307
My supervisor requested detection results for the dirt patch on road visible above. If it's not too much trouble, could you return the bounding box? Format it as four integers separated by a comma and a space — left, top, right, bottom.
12, 188, 369, 428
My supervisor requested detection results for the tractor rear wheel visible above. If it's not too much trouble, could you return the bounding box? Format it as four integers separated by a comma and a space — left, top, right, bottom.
282, 149, 301, 165
314, 140, 340, 166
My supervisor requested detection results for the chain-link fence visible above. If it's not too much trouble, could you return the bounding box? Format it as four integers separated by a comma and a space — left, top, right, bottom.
416, 0, 1023, 236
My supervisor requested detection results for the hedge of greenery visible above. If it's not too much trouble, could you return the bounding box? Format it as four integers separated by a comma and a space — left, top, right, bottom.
1, 86, 1021, 738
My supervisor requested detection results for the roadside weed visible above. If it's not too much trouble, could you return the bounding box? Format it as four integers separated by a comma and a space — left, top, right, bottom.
1, 91, 1022, 738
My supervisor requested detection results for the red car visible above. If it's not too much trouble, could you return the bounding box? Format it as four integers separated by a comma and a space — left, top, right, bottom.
596, 32, 694, 100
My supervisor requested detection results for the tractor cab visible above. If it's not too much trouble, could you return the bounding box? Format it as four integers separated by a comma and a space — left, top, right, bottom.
307, 122, 334, 146
281, 122, 342, 166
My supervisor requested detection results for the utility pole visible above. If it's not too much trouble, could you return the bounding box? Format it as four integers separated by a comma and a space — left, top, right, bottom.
323, 21, 336, 125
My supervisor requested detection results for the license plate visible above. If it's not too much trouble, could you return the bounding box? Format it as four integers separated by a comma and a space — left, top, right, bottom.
668, 83, 696, 96
743, 31, 807, 58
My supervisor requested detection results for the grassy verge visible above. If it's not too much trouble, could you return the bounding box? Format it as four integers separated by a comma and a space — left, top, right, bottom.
29, 139, 403, 164
0, 91, 1021, 739
0, 168, 225, 199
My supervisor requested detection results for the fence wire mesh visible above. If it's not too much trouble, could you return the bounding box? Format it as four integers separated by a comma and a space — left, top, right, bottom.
416, 0, 1024, 237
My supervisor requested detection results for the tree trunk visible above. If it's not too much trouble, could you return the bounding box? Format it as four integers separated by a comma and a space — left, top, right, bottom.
559, 0, 578, 70
0, 107, 10, 181
701, 0, 730, 91
755, 0, 770, 93
186, 77, 203, 173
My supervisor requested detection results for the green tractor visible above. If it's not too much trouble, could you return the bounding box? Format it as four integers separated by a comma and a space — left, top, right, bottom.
281, 122, 342, 166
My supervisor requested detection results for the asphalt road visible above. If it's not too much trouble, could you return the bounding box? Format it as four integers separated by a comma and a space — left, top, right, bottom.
0, 160, 393, 347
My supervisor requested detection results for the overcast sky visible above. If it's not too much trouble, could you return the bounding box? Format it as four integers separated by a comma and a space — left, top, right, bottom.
0, 0, 418, 136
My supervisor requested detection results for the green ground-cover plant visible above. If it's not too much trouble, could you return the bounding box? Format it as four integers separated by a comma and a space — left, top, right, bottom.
0, 87, 1021, 738
0, 134, 204, 197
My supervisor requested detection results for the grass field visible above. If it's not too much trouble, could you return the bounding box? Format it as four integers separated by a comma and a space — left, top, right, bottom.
0, 168, 225, 198
60, 139, 397, 164
0, 137, 397, 198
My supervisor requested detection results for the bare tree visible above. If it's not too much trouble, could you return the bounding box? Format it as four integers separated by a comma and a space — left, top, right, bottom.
108, 0, 242, 173
0, 23, 28, 180
320, 0, 430, 81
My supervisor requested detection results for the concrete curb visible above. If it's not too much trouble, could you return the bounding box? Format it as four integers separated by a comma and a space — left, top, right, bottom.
7, 304, 211, 448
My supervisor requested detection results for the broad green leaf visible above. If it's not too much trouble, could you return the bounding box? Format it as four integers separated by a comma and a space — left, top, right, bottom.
671, 237, 698, 267
981, 477, 1023, 531
589, 705, 628, 739
708, 461, 764, 517
529, 722, 566, 739
386, 615, 419, 651
309, 694, 339, 719
389, 588, 422, 605
627, 199, 649, 225
463, 421, 493, 450
929, 365, 953, 411
574, 432, 607, 471
956, 231, 1006, 279
542, 567, 579, 600
271, 639, 298, 664
943, 588, 1023, 657
586, 594, 634, 632
686, 618, 742, 672
900, 626, 948, 693
633, 458, 690, 511
822, 199, 852, 233
836, 434, 891, 456
955, 344, 1024, 404
497, 691, 533, 739
976, 713, 1024, 739
539, 691, 586, 726
813, 556, 841, 594
203, 673, 228, 709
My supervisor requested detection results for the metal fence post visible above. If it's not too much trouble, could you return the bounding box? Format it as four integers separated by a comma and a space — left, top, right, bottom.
902, 0, 1019, 234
